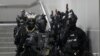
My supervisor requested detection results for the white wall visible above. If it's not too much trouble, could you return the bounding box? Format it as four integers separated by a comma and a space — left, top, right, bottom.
42, 0, 99, 56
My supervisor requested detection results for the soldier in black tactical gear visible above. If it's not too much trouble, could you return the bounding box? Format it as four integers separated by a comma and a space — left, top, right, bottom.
14, 10, 28, 56
14, 17, 25, 45
20, 14, 42, 56
60, 9, 90, 56
36, 14, 47, 33
36, 14, 52, 56
14, 9, 27, 39
14, 10, 27, 45
14, 12, 39, 56
49, 9, 64, 56
49, 4, 70, 56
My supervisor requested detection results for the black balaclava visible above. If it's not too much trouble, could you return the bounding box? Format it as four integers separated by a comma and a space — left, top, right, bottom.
27, 18, 36, 30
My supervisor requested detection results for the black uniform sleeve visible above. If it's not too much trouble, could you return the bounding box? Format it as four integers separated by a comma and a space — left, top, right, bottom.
78, 28, 91, 56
